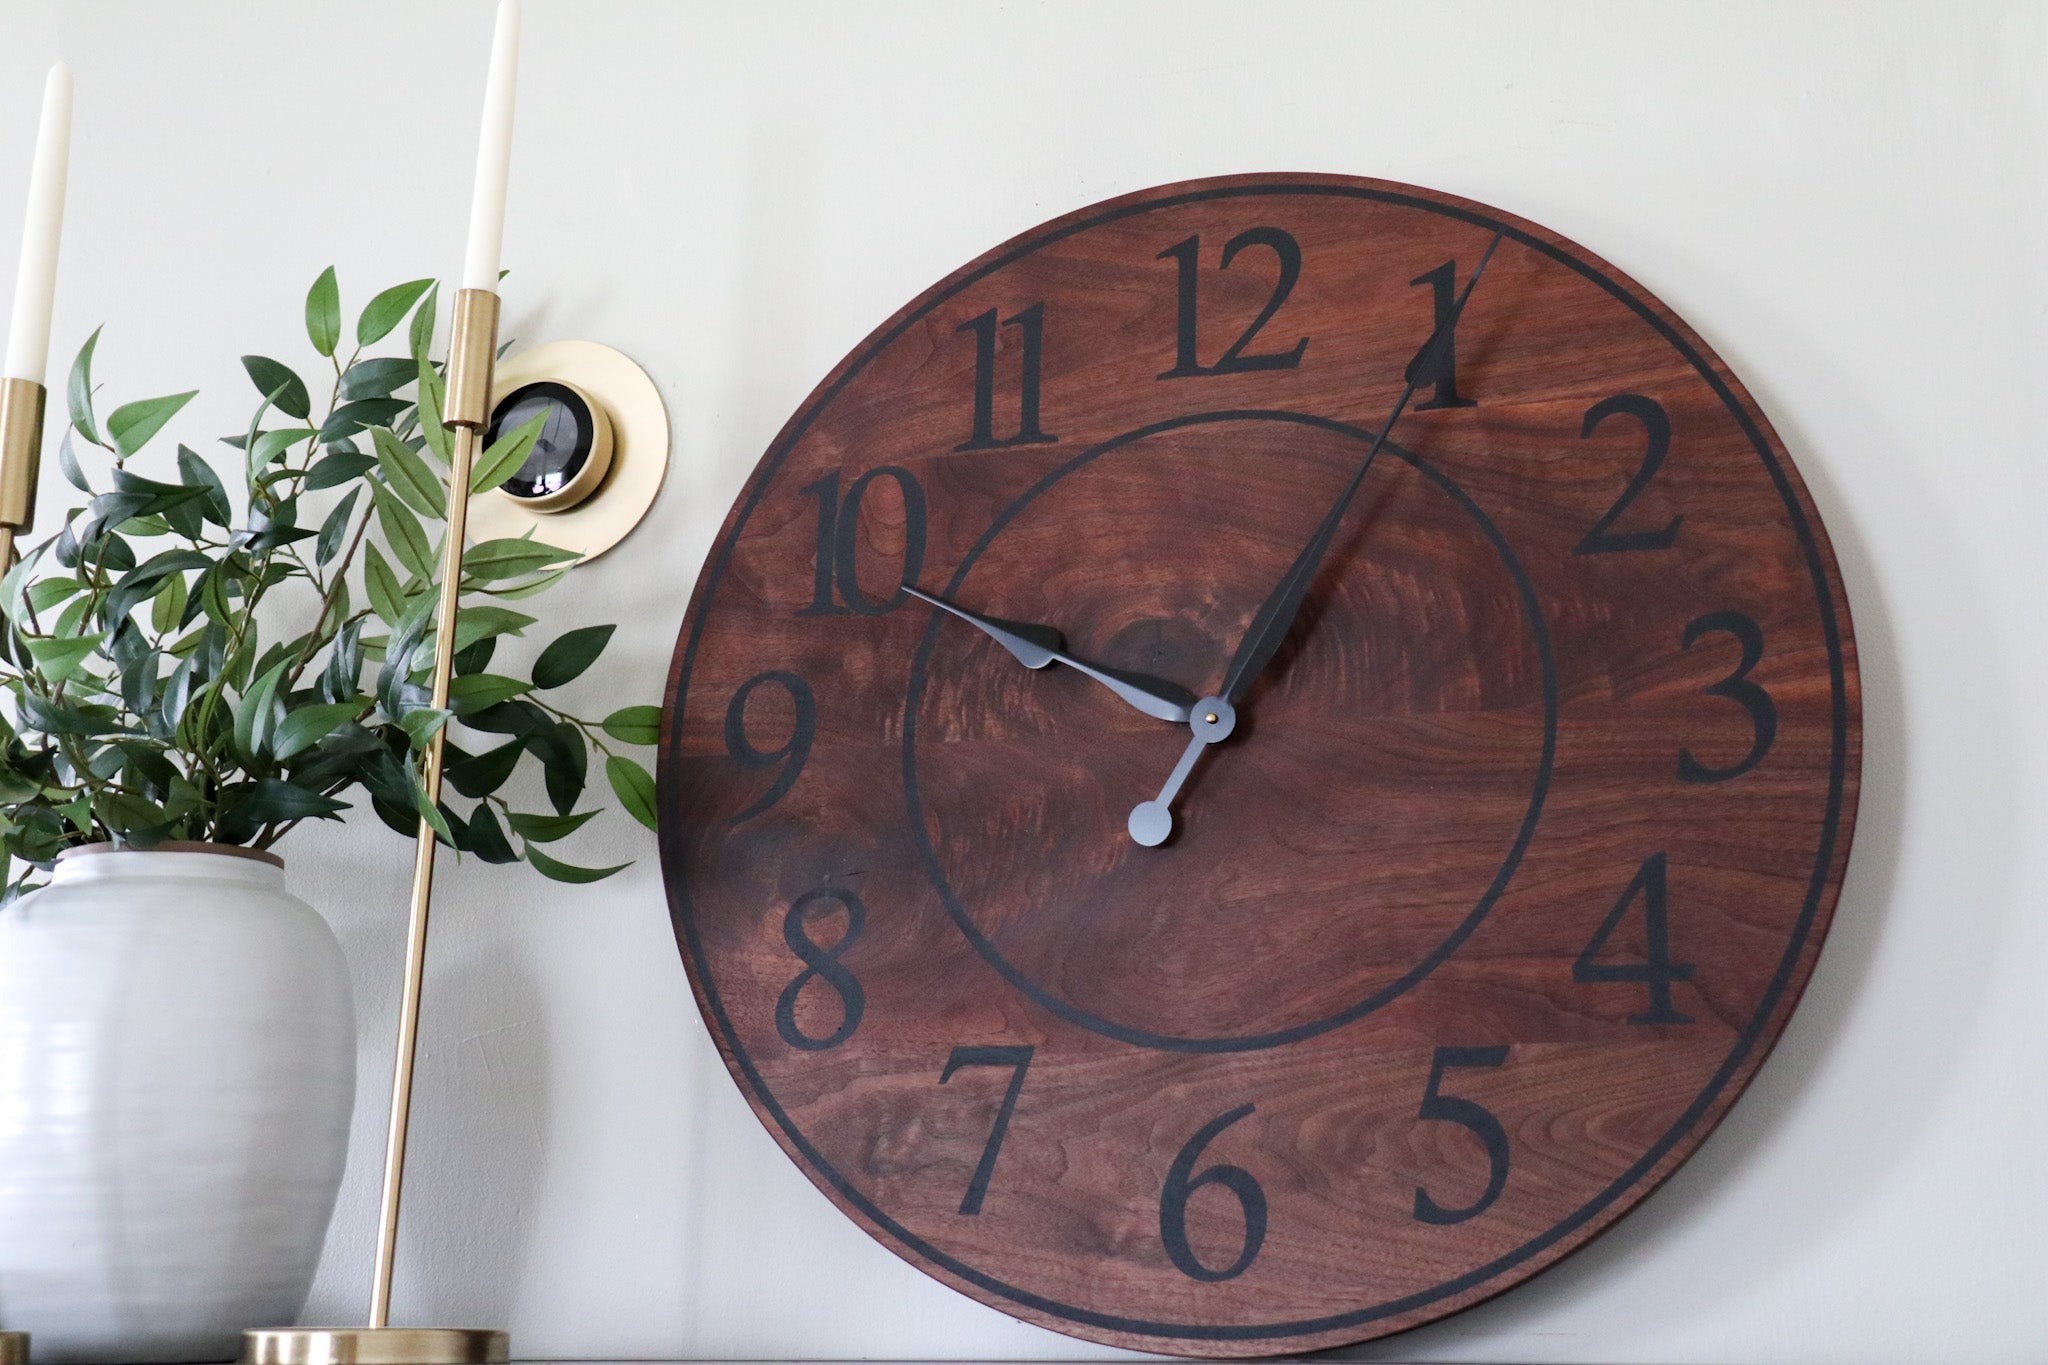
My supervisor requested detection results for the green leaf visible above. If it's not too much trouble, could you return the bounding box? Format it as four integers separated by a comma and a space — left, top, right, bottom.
446, 738, 523, 799
363, 541, 405, 626
471, 413, 545, 494
371, 481, 435, 581
409, 283, 439, 362
26, 632, 105, 686
524, 844, 627, 884
452, 605, 535, 656
18, 691, 121, 736
601, 704, 661, 746
150, 571, 188, 635
399, 705, 451, 749
506, 808, 596, 843
216, 778, 348, 843
372, 426, 444, 518
67, 326, 102, 446
477, 567, 562, 601
448, 672, 530, 713
57, 430, 90, 493
357, 278, 435, 346
315, 487, 361, 567
108, 390, 197, 460
456, 802, 519, 863
606, 755, 657, 831
304, 448, 377, 490
233, 656, 289, 760
273, 700, 365, 760
96, 790, 171, 844
340, 357, 419, 402
320, 398, 407, 445
178, 445, 234, 525
305, 266, 340, 357
247, 425, 316, 470
27, 576, 83, 613
415, 357, 450, 460
464, 537, 579, 583
413, 780, 455, 846
240, 355, 310, 421
532, 623, 615, 689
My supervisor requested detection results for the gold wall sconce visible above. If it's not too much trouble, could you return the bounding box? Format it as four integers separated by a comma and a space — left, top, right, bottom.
466, 339, 668, 562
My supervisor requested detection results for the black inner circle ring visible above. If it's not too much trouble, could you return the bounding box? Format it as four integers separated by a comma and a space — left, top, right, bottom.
901, 408, 1560, 1054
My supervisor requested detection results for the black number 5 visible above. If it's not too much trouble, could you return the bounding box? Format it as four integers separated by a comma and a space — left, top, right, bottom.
1413, 1045, 1511, 1226
1677, 610, 1777, 783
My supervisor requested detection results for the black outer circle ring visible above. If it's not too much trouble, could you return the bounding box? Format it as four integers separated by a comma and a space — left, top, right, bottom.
659, 178, 1854, 1345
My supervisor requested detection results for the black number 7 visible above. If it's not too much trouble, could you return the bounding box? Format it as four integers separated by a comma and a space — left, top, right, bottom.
940, 1045, 1033, 1215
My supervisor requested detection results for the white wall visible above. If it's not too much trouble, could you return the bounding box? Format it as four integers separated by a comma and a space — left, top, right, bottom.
1, 1, 2042, 1360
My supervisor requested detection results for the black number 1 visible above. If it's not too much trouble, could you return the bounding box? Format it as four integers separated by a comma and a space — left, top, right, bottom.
1405, 260, 1477, 411
939, 1045, 1033, 1215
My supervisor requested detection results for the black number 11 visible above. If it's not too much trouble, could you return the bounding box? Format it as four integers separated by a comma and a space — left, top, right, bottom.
956, 303, 1058, 451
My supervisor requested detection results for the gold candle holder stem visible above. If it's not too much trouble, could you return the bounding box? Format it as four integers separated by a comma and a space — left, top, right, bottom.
0, 376, 47, 572
367, 287, 500, 1331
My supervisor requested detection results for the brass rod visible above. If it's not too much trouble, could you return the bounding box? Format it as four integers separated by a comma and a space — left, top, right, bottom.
368, 288, 498, 1328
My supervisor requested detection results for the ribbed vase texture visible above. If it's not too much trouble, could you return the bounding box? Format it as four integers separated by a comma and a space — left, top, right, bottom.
0, 849, 355, 1362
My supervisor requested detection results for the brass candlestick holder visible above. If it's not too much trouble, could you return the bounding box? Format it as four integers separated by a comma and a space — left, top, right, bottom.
0, 375, 46, 569
0, 377, 41, 1365
243, 289, 509, 1365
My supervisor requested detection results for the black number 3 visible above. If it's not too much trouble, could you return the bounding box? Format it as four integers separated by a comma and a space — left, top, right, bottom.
1678, 610, 1777, 783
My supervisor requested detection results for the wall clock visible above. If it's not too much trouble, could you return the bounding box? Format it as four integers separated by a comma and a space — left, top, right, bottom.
657, 173, 1860, 1356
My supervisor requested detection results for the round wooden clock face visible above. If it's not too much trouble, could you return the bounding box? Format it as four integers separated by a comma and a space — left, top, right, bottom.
658, 174, 1860, 1356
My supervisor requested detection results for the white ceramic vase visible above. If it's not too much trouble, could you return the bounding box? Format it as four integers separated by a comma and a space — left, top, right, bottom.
0, 845, 355, 1362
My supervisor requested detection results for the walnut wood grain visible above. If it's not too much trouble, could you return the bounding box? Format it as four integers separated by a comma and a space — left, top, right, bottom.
658, 174, 1860, 1357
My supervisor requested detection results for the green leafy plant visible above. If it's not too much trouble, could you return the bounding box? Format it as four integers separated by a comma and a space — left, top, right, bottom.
0, 268, 660, 900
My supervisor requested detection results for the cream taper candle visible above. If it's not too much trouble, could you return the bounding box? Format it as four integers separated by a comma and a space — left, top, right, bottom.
5, 62, 70, 382
460, 0, 520, 292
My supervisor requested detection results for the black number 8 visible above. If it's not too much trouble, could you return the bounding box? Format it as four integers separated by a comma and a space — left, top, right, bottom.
774, 888, 866, 1052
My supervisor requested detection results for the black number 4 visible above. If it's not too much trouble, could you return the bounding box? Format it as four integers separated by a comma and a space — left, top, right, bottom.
1574, 853, 1695, 1025
939, 1045, 1033, 1215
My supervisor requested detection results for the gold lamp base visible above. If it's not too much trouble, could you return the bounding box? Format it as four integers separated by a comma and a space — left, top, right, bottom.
242, 1326, 507, 1364
0, 1330, 26, 1365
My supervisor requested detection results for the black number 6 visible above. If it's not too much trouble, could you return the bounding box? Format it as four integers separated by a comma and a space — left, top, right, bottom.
1160, 1104, 1267, 1282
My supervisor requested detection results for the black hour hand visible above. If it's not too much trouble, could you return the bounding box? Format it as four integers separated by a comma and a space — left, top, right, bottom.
904, 585, 1196, 724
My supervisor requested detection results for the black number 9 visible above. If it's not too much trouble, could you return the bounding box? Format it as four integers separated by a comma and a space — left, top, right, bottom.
725, 670, 816, 822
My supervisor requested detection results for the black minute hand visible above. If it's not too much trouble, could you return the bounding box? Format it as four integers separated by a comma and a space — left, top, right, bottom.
1220, 229, 1505, 706
905, 585, 1197, 724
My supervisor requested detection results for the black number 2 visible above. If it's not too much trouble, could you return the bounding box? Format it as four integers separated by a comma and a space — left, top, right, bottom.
1157, 227, 1309, 379
1678, 610, 1777, 783
1413, 1046, 1511, 1226
1573, 394, 1682, 554
774, 888, 865, 1052
939, 1045, 1033, 1215
798, 467, 927, 616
